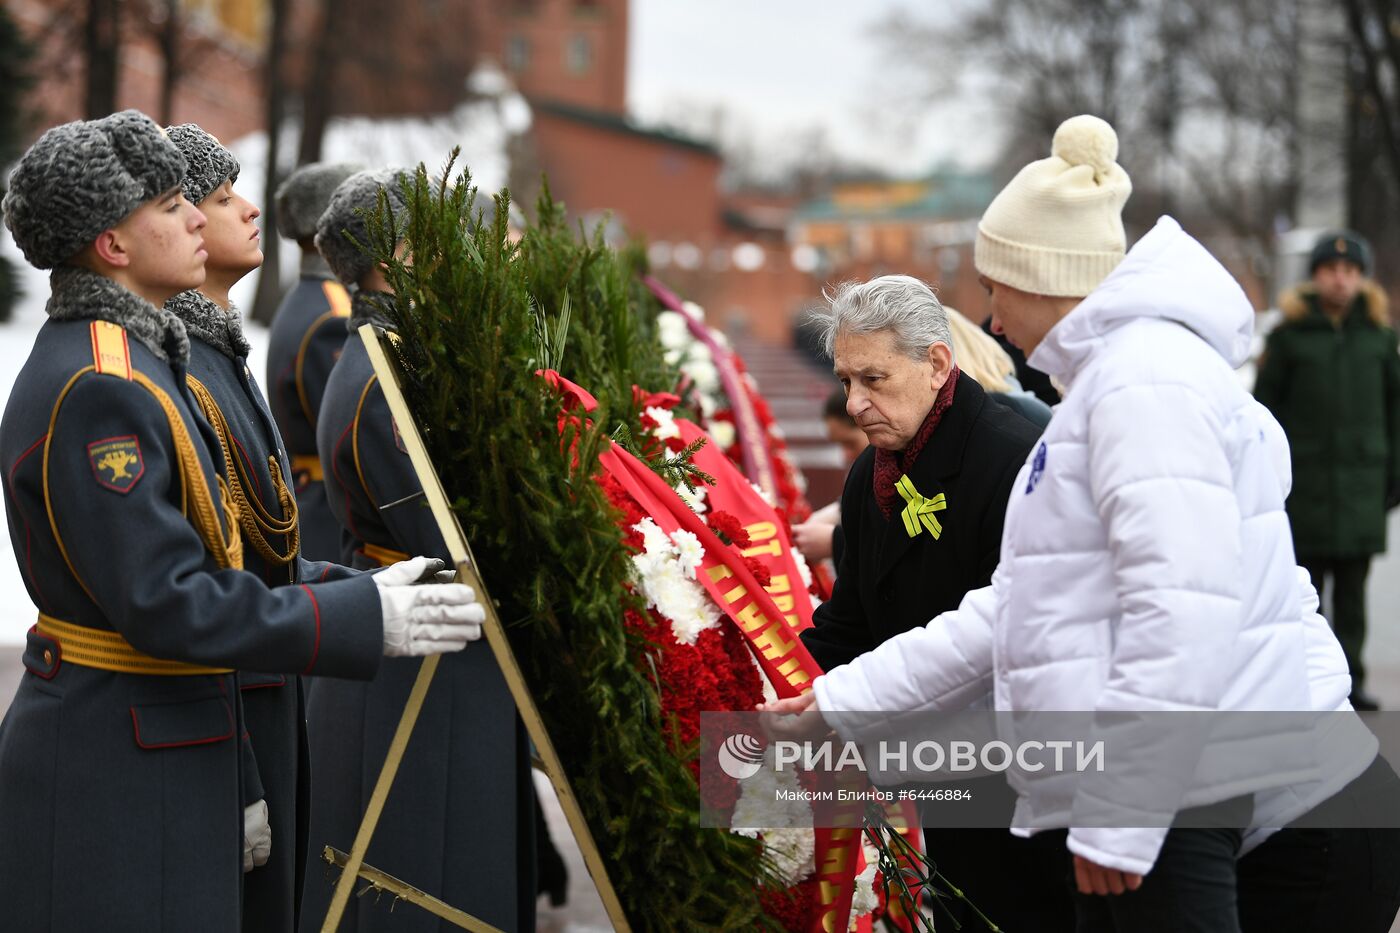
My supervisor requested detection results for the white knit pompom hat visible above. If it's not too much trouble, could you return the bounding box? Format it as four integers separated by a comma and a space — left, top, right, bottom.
974, 114, 1132, 298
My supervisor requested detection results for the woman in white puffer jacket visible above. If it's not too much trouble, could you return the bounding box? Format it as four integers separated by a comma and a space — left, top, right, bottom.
763, 116, 1396, 933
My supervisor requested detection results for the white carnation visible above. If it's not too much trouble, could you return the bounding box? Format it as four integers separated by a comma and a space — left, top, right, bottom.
632, 518, 672, 557
791, 547, 814, 588
708, 421, 736, 450
676, 480, 708, 515
731, 751, 813, 834
656, 311, 689, 347
669, 529, 704, 578
848, 860, 879, 924
762, 828, 816, 888
681, 300, 707, 322
686, 359, 720, 395
645, 405, 681, 441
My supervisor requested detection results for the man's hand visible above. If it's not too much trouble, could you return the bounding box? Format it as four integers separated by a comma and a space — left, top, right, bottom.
757, 689, 832, 742
792, 521, 836, 562
1073, 854, 1143, 896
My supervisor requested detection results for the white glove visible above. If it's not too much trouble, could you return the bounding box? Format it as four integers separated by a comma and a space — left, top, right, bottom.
243, 799, 271, 873
376, 556, 486, 657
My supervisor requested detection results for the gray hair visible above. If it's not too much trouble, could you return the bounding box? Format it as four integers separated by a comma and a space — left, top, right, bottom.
810, 275, 953, 361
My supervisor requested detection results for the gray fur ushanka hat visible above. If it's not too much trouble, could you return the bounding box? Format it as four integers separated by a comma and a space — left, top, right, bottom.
315, 167, 410, 286
275, 162, 363, 242
164, 123, 240, 206
3, 110, 187, 269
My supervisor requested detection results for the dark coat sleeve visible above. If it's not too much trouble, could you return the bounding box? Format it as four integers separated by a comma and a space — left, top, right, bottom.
1253, 326, 1290, 416
977, 445, 1023, 582
49, 373, 383, 679
801, 455, 875, 672
1383, 328, 1400, 493
355, 380, 449, 560
296, 555, 359, 584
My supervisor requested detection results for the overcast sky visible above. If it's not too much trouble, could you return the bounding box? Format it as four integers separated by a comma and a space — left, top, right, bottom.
627, 0, 1002, 177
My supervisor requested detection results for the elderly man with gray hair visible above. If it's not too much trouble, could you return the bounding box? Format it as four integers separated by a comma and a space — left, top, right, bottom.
800, 274, 1069, 930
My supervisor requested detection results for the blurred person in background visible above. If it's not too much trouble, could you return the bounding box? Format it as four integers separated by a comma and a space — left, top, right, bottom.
792, 387, 868, 566
1254, 230, 1400, 711
266, 161, 363, 563
946, 305, 1053, 429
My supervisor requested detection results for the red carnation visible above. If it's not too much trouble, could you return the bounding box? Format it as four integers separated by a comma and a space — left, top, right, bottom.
743, 556, 772, 588
708, 510, 751, 548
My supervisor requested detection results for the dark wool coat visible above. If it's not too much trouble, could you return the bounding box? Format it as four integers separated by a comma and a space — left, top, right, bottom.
171, 290, 362, 933
799, 376, 1071, 933
266, 261, 353, 563
1254, 281, 1400, 558
801, 376, 1041, 671
0, 269, 382, 932
300, 298, 534, 932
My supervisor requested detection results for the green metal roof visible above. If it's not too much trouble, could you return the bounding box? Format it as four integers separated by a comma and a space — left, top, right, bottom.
793, 171, 997, 222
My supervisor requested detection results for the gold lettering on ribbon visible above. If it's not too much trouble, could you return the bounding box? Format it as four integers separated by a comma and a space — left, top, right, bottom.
733, 600, 767, 634
741, 520, 783, 557
753, 621, 797, 657
776, 656, 812, 687
819, 830, 854, 873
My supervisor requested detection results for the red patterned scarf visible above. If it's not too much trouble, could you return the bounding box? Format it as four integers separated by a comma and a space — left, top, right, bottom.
873, 367, 960, 520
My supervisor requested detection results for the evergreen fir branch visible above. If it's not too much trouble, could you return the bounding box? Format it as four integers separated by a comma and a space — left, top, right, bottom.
356, 158, 776, 930
610, 422, 643, 459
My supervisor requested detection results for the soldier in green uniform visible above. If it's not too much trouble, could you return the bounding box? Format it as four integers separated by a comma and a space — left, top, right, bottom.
266, 161, 362, 562
1255, 231, 1400, 711
0, 111, 486, 932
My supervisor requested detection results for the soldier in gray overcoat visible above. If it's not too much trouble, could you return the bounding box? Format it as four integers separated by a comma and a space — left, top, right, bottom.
164, 124, 360, 933
0, 112, 485, 932
265, 161, 362, 562
301, 169, 536, 932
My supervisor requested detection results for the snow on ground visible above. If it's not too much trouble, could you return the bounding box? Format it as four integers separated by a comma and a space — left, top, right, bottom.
0, 77, 526, 643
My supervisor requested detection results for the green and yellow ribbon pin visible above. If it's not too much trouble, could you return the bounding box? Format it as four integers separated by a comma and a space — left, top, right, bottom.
895, 474, 946, 539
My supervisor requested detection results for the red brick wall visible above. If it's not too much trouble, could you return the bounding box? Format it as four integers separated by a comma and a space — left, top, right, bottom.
487, 0, 628, 114
528, 107, 724, 242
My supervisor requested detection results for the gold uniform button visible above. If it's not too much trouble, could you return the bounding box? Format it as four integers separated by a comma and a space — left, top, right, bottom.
42, 649, 53, 665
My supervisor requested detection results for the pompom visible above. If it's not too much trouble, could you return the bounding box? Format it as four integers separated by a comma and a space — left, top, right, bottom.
1052, 115, 1118, 175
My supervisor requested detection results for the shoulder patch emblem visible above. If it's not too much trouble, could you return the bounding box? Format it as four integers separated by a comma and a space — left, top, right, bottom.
88, 436, 145, 493
1025, 441, 1047, 494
